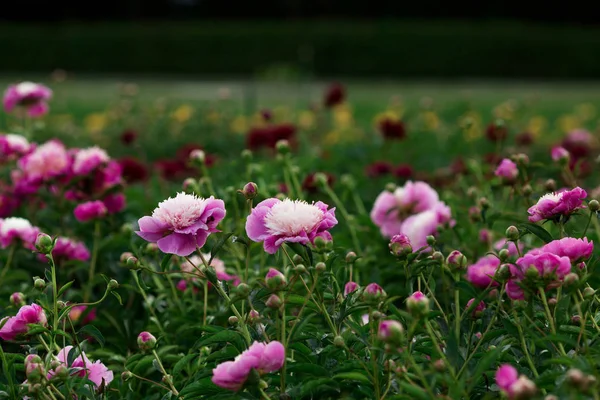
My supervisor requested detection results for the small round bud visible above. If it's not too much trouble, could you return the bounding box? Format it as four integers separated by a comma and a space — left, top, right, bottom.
589, 200, 600, 212
228, 316, 239, 325
514, 153, 529, 166
467, 186, 478, 198
293, 264, 307, 274
496, 264, 512, 280
126, 256, 141, 270
241, 182, 258, 200
10, 292, 25, 307
108, 279, 119, 290
370, 311, 385, 321
478, 197, 489, 209
241, 149, 253, 162
189, 149, 205, 163
182, 177, 197, 191
258, 380, 269, 390
292, 254, 303, 264
344, 281, 359, 297
511, 375, 537, 399
57, 301, 67, 309
406, 291, 430, 317
121, 223, 134, 234
340, 174, 356, 189
525, 265, 540, 280
469, 206, 482, 222
545, 396, 559, 400
433, 359, 446, 372
522, 184, 533, 197
389, 234, 412, 257
120, 252, 134, 264
547, 297, 557, 307
384, 359, 397, 372
333, 336, 345, 348
446, 250, 467, 270
34, 278, 46, 290
572, 315, 581, 324
315, 262, 326, 273
25, 362, 46, 383
313, 172, 329, 188
275, 139, 290, 154
313, 236, 330, 250
54, 364, 69, 380
24, 354, 42, 366
505, 226, 520, 241
248, 310, 260, 324
385, 183, 397, 192
265, 268, 287, 291
498, 249, 510, 262
431, 251, 444, 262
564, 273, 579, 287
361, 283, 387, 304
566, 368, 586, 387
121, 371, 133, 381
145, 242, 159, 254
345, 251, 358, 263
137, 331, 157, 351
426, 235, 436, 246
266, 294, 283, 309
545, 179, 557, 192
378, 320, 404, 344
583, 287, 595, 299
35, 233, 53, 254
234, 283, 250, 298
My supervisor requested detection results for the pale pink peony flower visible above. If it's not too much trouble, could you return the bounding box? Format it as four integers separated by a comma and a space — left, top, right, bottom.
136, 192, 225, 256
494, 159, 518, 181
539, 237, 593, 263
246, 198, 337, 254
551, 146, 570, 162
179, 254, 239, 287
74, 200, 107, 222
511, 251, 571, 281
527, 187, 587, 222
212, 341, 285, 391
18, 139, 70, 182
0, 217, 40, 249
3, 82, 52, 117
466, 255, 501, 287
72, 146, 110, 175
53, 346, 114, 389
0, 133, 31, 157
0, 303, 47, 341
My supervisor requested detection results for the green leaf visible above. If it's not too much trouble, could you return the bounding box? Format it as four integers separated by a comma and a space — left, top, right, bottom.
57, 280, 75, 298
172, 354, 197, 377
332, 372, 370, 384
298, 378, 340, 398
518, 222, 553, 243
160, 254, 173, 272
197, 330, 247, 352
111, 291, 123, 305
179, 377, 226, 397
398, 382, 429, 399
467, 346, 502, 391
78, 325, 105, 348
287, 363, 330, 377
209, 232, 234, 264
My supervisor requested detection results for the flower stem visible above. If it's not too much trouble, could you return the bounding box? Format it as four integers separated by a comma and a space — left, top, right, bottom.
280, 296, 287, 394
453, 275, 461, 342
203, 280, 208, 325
582, 210, 594, 238
539, 288, 567, 356
512, 309, 540, 377
151, 350, 179, 396
84, 220, 101, 302
258, 388, 272, 400
0, 245, 16, 282
48, 252, 59, 338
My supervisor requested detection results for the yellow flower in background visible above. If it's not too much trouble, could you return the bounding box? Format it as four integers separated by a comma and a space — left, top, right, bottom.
333, 104, 353, 129
575, 103, 596, 122
251, 113, 268, 128
493, 100, 517, 121
323, 127, 364, 146
205, 109, 221, 126
323, 129, 342, 145
273, 106, 292, 122
460, 111, 483, 142
527, 116, 547, 138
84, 113, 107, 134
230, 115, 248, 134
298, 110, 316, 130
373, 110, 400, 126
171, 104, 194, 123
422, 111, 440, 131
557, 114, 580, 133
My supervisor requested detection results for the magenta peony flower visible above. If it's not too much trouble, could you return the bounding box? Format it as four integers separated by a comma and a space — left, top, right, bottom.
18, 139, 70, 182
551, 146, 570, 162
465, 298, 486, 317
74, 200, 107, 222
45, 237, 90, 263
0, 303, 47, 341
511, 251, 571, 281
0, 217, 40, 249
0, 133, 31, 157
496, 364, 519, 394
494, 159, 518, 181
102, 193, 126, 214
53, 346, 113, 389
3, 82, 52, 117
466, 255, 501, 287
344, 281, 359, 297
212, 341, 285, 391
136, 193, 225, 256
246, 198, 337, 254
72, 146, 110, 176
527, 187, 587, 222
539, 237, 593, 263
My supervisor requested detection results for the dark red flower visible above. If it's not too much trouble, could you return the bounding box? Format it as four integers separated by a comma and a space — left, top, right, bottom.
483, 153, 501, 166
393, 164, 413, 179
302, 172, 335, 193
562, 130, 592, 159
324, 83, 346, 108
570, 158, 593, 179
486, 122, 508, 142
176, 144, 216, 167
261, 109, 273, 121
246, 124, 297, 151
120, 129, 138, 146
278, 183, 289, 194
155, 159, 191, 181
365, 161, 393, 178
450, 158, 467, 175
515, 132, 534, 146
378, 118, 406, 140
118, 157, 149, 183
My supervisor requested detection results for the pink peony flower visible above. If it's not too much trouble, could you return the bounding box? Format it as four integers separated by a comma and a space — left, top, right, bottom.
18, 139, 70, 182
0, 133, 31, 157
137, 192, 225, 256
344, 281, 359, 297
527, 187, 587, 222
0, 217, 40, 249
563, 129, 593, 159
465, 298, 486, 317
551, 146, 570, 162
245, 198, 337, 254
466, 255, 501, 287
0, 303, 47, 341
212, 341, 285, 391
511, 251, 571, 281
68, 305, 97, 325
72, 146, 110, 175
74, 200, 107, 222
494, 159, 518, 181
506, 279, 525, 300
496, 364, 519, 394
36, 236, 90, 263
53, 346, 113, 389
102, 193, 126, 214
539, 237, 593, 263
3, 82, 52, 117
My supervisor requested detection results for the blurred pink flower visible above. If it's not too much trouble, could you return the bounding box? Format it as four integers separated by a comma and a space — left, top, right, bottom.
495, 364, 518, 394
0, 217, 40, 249
74, 201, 107, 222
539, 237, 593, 263
0, 134, 31, 157
72, 146, 110, 176
551, 146, 570, 162
0, 303, 47, 341
466, 255, 500, 287
3, 82, 52, 117
527, 187, 587, 222
494, 159, 518, 181
18, 139, 70, 182
53, 346, 113, 389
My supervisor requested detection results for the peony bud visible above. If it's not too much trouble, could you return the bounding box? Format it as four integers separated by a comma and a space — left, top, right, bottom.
234, 283, 250, 298
293, 264, 307, 274
182, 178, 197, 191
344, 281, 359, 297
583, 287, 595, 299
121, 371, 133, 381
479, 197, 489, 209
35, 233, 53, 254
145, 242, 159, 254
389, 234, 412, 257
545, 179, 557, 192
378, 320, 404, 344
345, 251, 358, 263
361, 283, 387, 304
432, 251, 444, 263
108, 279, 119, 291
189, 149, 205, 164
125, 256, 140, 270
446, 250, 467, 270
426, 235, 436, 247
433, 359, 446, 372
589, 200, 600, 212
498, 249, 510, 262
333, 336, 345, 348
315, 262, 326, 273
228, 316, 239, 325
466, 298, 486, 318
385, 183, 397, 193
34, 278, 46, 290
241, 182, 258, 200
313, 173, 329, 188
505, 226, 520, 241
265, 268, 287, 291
564, 272, 579, 287
572, 315, 581, 324
522, 184, 533, 197
406, 291, 430, 316
266, 294, 283, 309
137, 331, 157, 351
275, 139, 290, 154
551, 146, 570, 164
25, 362, 46, 383
248, 310, 260, 324
24, 354, 42, 366
241, 149, 253, 162
10, 292, 25, 307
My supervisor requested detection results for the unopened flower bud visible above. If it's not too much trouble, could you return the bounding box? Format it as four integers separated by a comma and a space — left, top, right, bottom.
108, 279, 119, 290
266, 294, 283, 309
514, 153, 529, 166
564, 273, 579, 287
378, 320, 404, 344
145, 242, 159, 254
426, 235, 436, 246
241, 182, 258, 200
583, 287, 595, 299
35, 233, 53, 254
24, 354, 42, 366
10, 292, 25, 307
384, 359, 397, 372
345, 251, 358, 263
228, 316, 239, 325
54, 364, 69, 380
407, 291, 430, 316
505, 225, 520, 241
265, 268, 287, 291
466, 298, 486, 318
126, 256, 140, 270
589, 200, 600, 212
433, 359, 446, 372
120, 252, 134, 264
313, 236, 330, 250
566, 368, 586, 388
121, 223, 134, 234
34, 278, 46, 290
57, 301, 67, 309
479, 197, 489, 209
189, 149, 205, 164
522, 184, 533, 197
467, 186, 478, 198
275, 139, 290, 154
182, 177, 197, 191
385, 183, 397, 192
137, 331, 157, 351
293, 264, 307, 274
121, 371, 133, 381
446, 250, 467, 270
431, 251, 444, 263
361, 283, 387, 304
234, 283, 250, 298
333, 335, 345, 348
370, 310, 385, 321
572, 315, 581, 324
389, 234, 412, 257
248, 310, 260, 324
525, 265, 540, 280
344, 281, 359, 297
315, 262, 326, 273
498, 249, 510, 262
469, 206, 482, 222
313, 172, 329, 188
545, 395, 559, 400
241, 149, 253, 162
26, 362, 46, 382
292, 254, 303, 264
340, 174, 356, 189
545, 179, 557, 192
511, 375, 537, 399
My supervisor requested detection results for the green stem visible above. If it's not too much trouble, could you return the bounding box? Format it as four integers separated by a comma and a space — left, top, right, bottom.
539, 288, 567, 356
512, 309, 540, 378
425, 320, 457, 379
0, 245, 16, 282
48, 253, 59, 337
131, 271, 169, 341
84, 221, 101, 302
280, 297, 287, 394
151, 349, 179, 396
454, 276, 461, 342
370, 314, 381, 399
582, 210, 594, 238
258, 387, 272, 400
0, 343, 16, 398
203, 280, 208, 325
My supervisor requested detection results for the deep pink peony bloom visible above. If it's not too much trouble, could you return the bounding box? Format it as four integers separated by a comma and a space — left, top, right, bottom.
102, 193, 126, 214
512, 251, 571, 281
344, 281, 359, 296
72, 146, 110, 176
3, 82, 52, 117
494, 159, 518, 181
44, 236, 90, 263
246, 198, 337, 254
53, 346, 113, 389
506, 279, 524, 301
466, 255, 501, 287
74, 201, 107, 222
212, 341, 285, 391
527, 187, 587, 222
0, 303, 47, 341
496, 364, 519, 394
0, 217, 40, 249
539, 237, 593, 263
137, 193, 225, 257
551, 146, 570, 162
18, 140, 70, 182
0, 134, 31, 157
